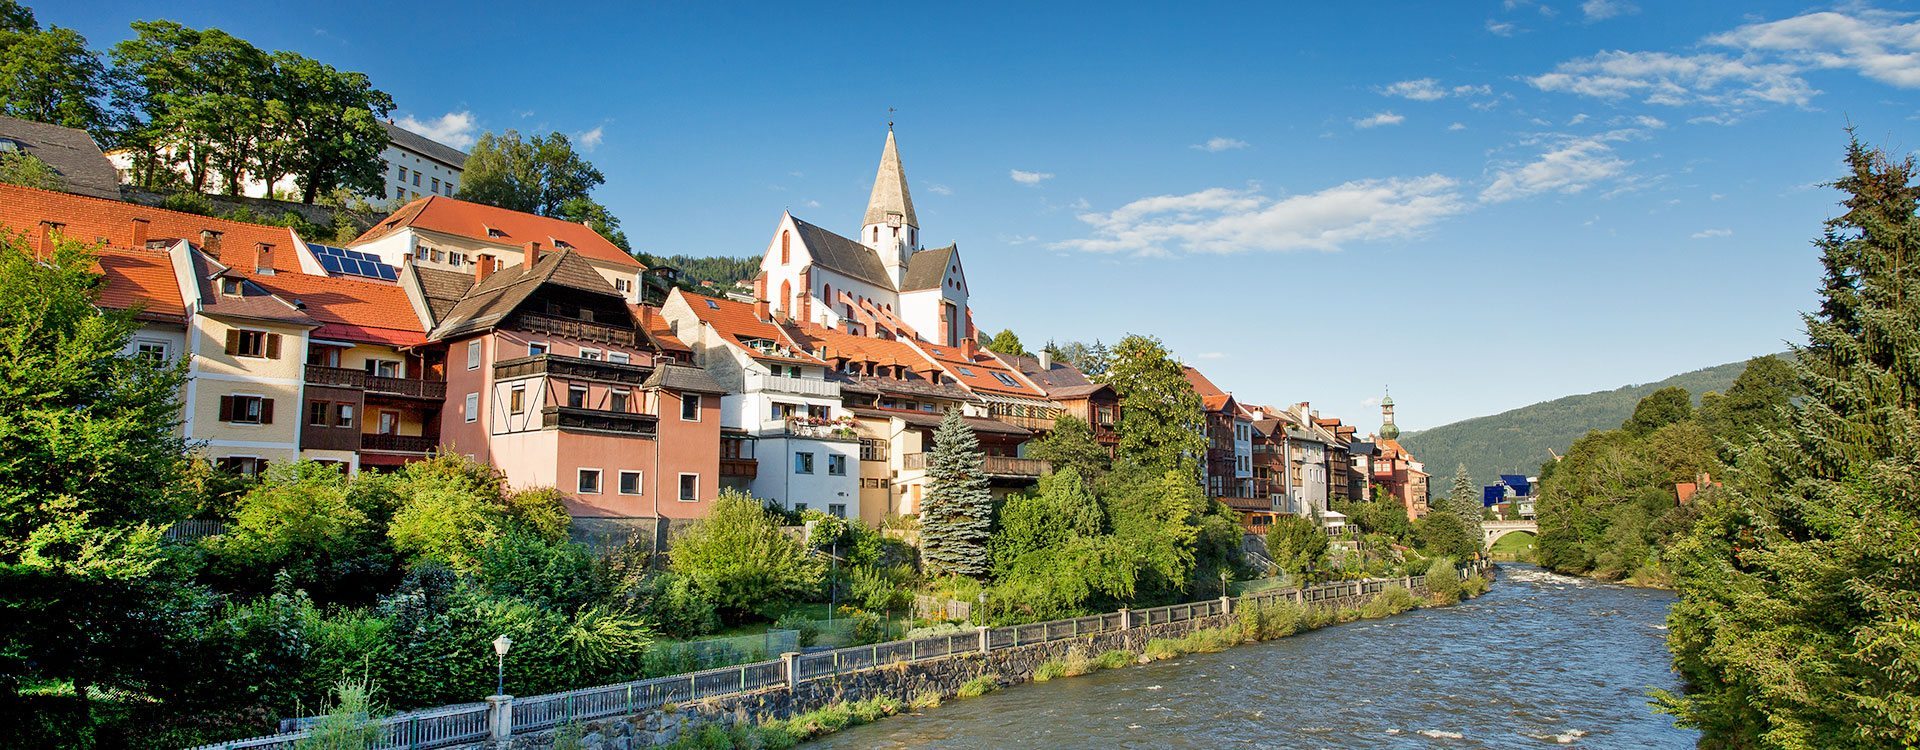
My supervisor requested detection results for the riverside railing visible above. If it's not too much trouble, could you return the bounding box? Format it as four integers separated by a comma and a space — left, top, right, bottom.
190, 563, 1483, 750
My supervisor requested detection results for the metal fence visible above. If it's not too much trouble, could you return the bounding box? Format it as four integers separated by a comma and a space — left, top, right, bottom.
190, 565, 1482, 750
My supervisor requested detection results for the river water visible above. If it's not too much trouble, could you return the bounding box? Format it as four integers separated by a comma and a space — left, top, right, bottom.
807, 565, 1696, 749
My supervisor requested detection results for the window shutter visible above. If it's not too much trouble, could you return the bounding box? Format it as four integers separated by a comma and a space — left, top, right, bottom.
266, 333, 282, 359
260, 398, 274, 424
218, 395, 234, 422
225, 330, 240, 355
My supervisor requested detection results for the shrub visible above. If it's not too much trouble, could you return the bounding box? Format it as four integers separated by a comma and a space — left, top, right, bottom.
669, 491, 825, 621
1461, 573, 1490, 598
1033, 659, 1067, 682
1142, 639, 1182, 662
956, 674, 999, 698
621, 573, 720, 639
909, 690, 942, 710
1096, 650, 1134, 670
773, 611, 821, 647
1425, 557, 1463, 604
1360, 586, 1419, 618
845, 608, 888, 645
1057, 647, 1097, 677
296, 677, 382, 750
160, 191, 216, 216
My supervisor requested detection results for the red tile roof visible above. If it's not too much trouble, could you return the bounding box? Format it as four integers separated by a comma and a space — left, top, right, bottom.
235, 268, 426, 347
924, 344, 1047, 398
632, 304, 692, 354
785, 321, 942, 375
1182, 366, 1236, 413
676, 290, 823, 366
94, 246, 185, 323
0, 182, 302, 270
354, 196, 641, 269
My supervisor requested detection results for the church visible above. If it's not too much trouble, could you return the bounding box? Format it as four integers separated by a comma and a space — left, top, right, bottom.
755, 128, 974, 348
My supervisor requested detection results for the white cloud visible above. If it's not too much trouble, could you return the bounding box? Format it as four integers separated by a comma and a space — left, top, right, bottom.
805, 199, 821, 208
1378, 78, 1494, 101
1529, 50, 1814, 109
395, 111, 478, 149
1191, 136, 1250, 152
1445, 123, 1466, 132
1709, 10, 1920, 89
1051, 175, 1466, 256
1362, 396, 1384, 408
1002, 234, 1039, 245
1582, 0, 1637, 21
1567, 113, 1590, 125
1634, 114, 1668, 128
1195, 352, 1228, 360
574, 125, 604, 151
1487, 19, 1516, 36
1010, 169, 1054, 185
928, 183, 953, 196
1692, 228, 1733, 238
1482, 131, 1640, 203
1354, 111, 1406, 129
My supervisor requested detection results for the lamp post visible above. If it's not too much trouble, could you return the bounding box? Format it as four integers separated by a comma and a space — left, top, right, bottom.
492, 634, 513, 696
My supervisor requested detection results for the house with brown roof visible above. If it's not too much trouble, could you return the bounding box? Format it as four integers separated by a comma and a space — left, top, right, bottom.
1183, 366, 1256, 508
347, 195, 647, 303
424, 246, 723, 542
1003, 350, 1122, 455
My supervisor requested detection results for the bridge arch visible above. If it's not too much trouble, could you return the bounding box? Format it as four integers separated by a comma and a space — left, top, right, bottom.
1482, 520, 1538, 550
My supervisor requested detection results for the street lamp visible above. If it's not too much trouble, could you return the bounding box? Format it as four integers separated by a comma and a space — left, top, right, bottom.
492, 634, 513, 696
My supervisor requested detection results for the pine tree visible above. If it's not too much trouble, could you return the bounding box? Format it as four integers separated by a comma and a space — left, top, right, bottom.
1446, 463, 1484, 544
1662, 137, 1920, 747
920, 409, 992, 579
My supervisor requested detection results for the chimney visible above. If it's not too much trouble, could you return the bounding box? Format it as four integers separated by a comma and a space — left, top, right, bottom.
130, 219, 150, 249
1037, 349, 1053, 371
475, 253, 496, 283
798, 268, 812, 322
253, 243, 276, 275
753, 275, 769, 321
200, 229, 223, 255
35, 221, 53, 259
523, 241, 542, 270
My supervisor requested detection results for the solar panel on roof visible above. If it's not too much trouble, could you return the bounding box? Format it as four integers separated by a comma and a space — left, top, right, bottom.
309, 243, 398, 281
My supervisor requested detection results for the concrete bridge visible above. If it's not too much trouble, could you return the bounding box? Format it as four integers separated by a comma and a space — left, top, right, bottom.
1483, 519, 1538, 550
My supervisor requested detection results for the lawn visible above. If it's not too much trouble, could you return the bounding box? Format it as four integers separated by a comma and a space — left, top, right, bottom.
1490, 530, 1537, 559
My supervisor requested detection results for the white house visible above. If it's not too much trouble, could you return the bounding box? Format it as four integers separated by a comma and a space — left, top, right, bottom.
106, 121, 467, 204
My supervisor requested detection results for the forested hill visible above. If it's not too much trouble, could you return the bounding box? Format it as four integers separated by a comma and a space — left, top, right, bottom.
638, 254, 759, 290
1401, 355, 1784, 486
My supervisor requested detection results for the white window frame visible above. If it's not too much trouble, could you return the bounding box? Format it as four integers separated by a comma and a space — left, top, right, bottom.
580, 347, 602, 361
608, 351, 631, 365
681, 394, 701, 421
528, 341, 549, 357
577, 468, 602, 495
133, 338, 171, 361
467, 340, 481, 370
618, 470, 643, 496
677, 473, 699, 502
464, 392, 479, 423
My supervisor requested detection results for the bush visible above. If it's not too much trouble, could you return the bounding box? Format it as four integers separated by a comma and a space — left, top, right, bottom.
620, 573, 719, 639
160, 191, 216, 216
1095, 650, 1134, 670
844, 608, 888, 645
773, 611, 820, 648
1033, 659, 1066, 682
295, 677, 382, 750
1142, 639, 1181, 662
668, 491, 825, 622
1461, 573, 1491, 598
909, 690, 942, 710
1425, 557, 1463, 604
1360, 586, 1420, 618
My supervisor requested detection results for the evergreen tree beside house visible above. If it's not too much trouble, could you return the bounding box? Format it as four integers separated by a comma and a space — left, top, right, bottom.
920, 409, 992, 579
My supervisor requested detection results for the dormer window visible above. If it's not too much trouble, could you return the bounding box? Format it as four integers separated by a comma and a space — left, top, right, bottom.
486, 227, 507, 238
552, 239, 574, 249
219, 278, 244, 296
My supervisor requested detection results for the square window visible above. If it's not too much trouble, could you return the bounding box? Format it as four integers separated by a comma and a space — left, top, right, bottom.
224, 394, 268, 424
335, 403, 354, 428
794, 452, 814, 474
307, 401, 329, 427
794, 502, 809, 512
678, 473, 699, 501
610, 390, 630, 412
233, 329, 268, 357
608, 352, 631, 365
619, 470, 643, 495
828, 455, 847, 476
528, 342, 548, 357
465, 392, 479, 422
134, 339, 170, 361
681, 395, 701, 421
577, 469, 601, 494
466, 340, 481, 369
828, 503, 846, 518
568, 385, 587, 408
580, 348, 602, 361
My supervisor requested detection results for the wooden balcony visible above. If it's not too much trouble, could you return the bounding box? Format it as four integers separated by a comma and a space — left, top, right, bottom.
983, 456, 1050, 478
542, 405, 657, 436
720, 458, 758, 478
902, 452, 926, 471
512, 312, 637, 347
495, 354, 652, 386
361, 433, 437, 454
304, 365, 446, 400
1218, 495, 1279, 513
995, 413, 1057, 432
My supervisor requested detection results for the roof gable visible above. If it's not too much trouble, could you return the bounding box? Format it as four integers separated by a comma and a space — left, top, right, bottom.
0, 115, 121, 201
429, 248, 623, 339
899, 244, 958, 292
354, 196, 640, 269
675, 289, 823, 366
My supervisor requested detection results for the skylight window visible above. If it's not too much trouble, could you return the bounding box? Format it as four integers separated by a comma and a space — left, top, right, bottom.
553, 239, 574, 249
993, 372, 1020, 387
486, 227, 507, 238
706, 300, 720, 310
956, 366, 975, 376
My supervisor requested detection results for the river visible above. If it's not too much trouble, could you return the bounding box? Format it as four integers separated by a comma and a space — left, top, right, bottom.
806, 565, 1696, 749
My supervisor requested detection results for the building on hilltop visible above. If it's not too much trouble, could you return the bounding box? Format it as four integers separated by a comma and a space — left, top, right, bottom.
106, 120, 468, 203
0, 114, 124, 201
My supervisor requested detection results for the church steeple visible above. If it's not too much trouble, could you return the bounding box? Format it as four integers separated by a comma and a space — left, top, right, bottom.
861, 126, 918, 287
1379, 388, 1400, 440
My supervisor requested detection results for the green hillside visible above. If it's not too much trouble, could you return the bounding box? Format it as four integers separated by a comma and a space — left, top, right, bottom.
1400, 355, 1785, 488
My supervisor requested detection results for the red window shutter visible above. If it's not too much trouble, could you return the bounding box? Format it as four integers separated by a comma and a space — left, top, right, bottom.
260, 398, 274, 424
218, 395, 234, 422
225, 330, 240, 355
266, 333, 282, 359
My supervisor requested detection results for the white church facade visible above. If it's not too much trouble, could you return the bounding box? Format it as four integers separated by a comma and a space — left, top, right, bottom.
755, 128, 974, 348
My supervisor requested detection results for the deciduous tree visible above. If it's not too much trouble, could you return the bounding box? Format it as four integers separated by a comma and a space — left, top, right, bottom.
0, 2, 108, 132
666, 490, 823, 622
1104, 334, 1204, 475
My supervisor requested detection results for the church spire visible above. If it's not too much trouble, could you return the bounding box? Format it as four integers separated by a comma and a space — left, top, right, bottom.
862, 128, 917, 230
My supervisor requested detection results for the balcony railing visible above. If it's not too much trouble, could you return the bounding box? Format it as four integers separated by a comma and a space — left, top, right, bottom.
747, 373, 841, 399
983, 456, 1050, 478
304, 365, 447, 400
513, 312, 637, 347
994, 413, 1057, 432
543, 406, 658, 436
305, 364, 366, 388
761, 418, 861, 442
495, 354, 652, 386
720, 458, 758, 478
361, 433, 437, 453
898, 453, 1050, 477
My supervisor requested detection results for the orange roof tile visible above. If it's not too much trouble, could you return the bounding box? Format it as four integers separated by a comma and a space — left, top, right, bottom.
925, 345, 1047, 398
233, 268, 426, 347
785, 321, 941, 374
94, 246, 185, 323
678, 291, 823, 366
0, 182, 302, 270
632, 304, 692, 354
1182, 366, 1237, 413
354, 196, 641, 269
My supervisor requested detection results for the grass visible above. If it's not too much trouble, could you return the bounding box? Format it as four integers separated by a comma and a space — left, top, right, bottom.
1490, 531, 1537, 561
956, 674, 999, 698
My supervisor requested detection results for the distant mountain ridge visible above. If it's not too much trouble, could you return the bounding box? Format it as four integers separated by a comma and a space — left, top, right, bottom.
1400, 355, 1784, 488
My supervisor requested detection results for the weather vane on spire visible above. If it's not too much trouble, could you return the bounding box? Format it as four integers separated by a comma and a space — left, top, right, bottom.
888, 107, 896, 130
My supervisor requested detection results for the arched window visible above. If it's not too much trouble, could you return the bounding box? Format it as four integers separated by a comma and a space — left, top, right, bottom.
780, 279, 792, 317
780, 231, 790, 264
872, 227, 879, 242
823, 283, 833, 310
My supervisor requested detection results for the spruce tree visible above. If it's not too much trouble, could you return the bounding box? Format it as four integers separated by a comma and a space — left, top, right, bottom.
1447, 463, 1485, 541
1663, 137, 1920, 747
920, 409, 992, 579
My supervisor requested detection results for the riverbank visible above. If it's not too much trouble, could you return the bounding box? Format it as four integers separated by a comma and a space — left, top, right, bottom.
648, 568, 1494, 750
808, 563, 1694, 748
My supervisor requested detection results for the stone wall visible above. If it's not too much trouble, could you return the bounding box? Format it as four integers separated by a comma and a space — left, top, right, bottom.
488, 580, 1438, 750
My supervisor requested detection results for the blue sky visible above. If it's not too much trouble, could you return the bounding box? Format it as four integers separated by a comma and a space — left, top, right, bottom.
44, 1, 1920, 429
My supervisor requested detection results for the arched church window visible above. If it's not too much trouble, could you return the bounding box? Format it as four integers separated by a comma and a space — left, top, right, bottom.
781, 231, 790, 264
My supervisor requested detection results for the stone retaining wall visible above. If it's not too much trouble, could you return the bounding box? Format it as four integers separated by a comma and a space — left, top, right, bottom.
487, 579, 1438, 750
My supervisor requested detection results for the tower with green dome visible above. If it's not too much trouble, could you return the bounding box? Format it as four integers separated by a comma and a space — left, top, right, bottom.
1379, 389, 1400, 440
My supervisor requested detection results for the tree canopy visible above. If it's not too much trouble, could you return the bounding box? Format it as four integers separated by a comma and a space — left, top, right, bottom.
1105, 334, 1204, 475
0, 1, 108, 132
985, 328, 1026, 357
458, 130, 629, 250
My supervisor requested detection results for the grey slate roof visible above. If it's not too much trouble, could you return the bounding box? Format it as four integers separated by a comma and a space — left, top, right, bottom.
790, 217, 894, 289
861, 129, 916, 228
0, 115, 122, 201
645, 364, 728, 394
412, 266, 474, 323
382, 121, 469, 170
898, 244, 954, 292
1003, 352, 1097, 392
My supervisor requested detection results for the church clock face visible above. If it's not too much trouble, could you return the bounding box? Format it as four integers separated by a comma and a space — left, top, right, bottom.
886, 213, 902, 228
